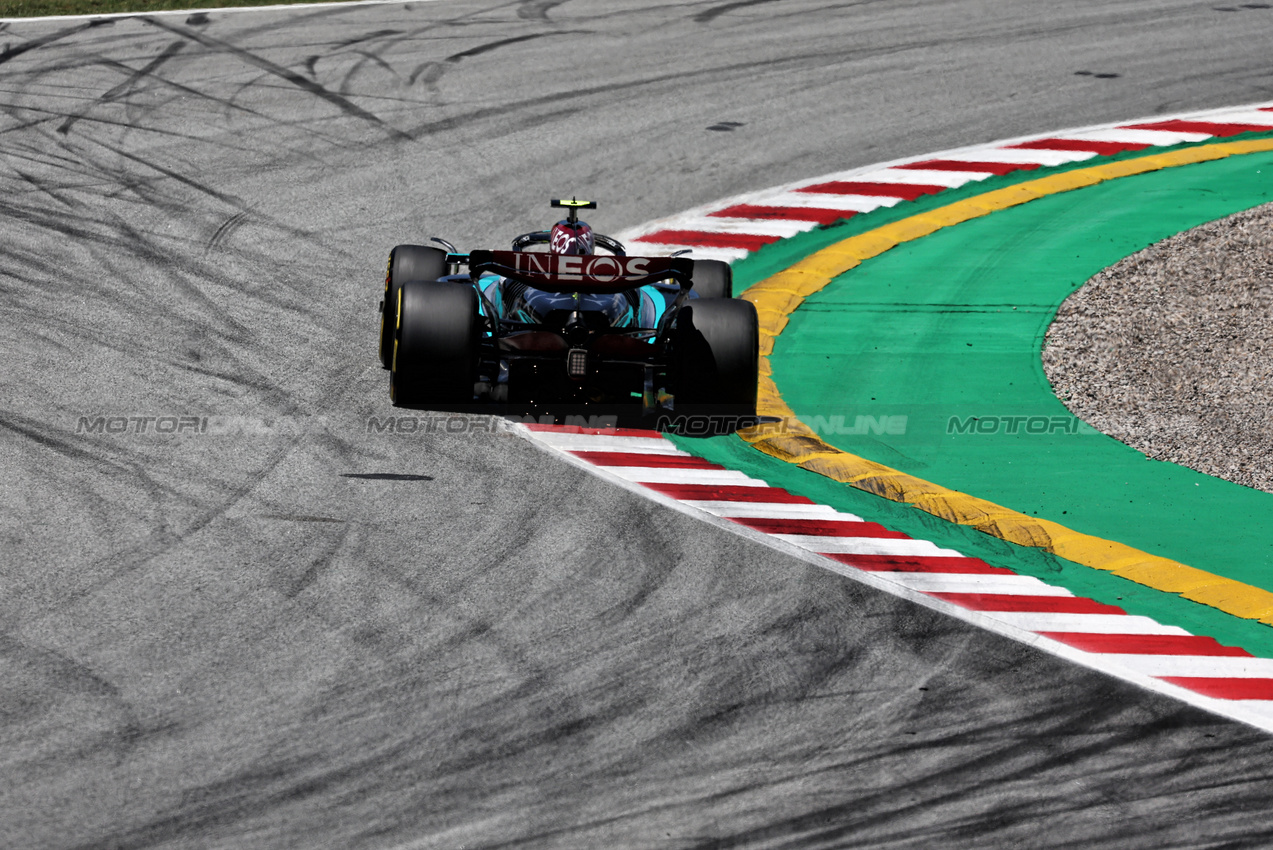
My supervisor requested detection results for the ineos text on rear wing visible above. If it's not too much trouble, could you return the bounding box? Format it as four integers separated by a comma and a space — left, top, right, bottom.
468, 250, 693, 294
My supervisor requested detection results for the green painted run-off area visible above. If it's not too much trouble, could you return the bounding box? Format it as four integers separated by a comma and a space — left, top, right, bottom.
671, 143, 1273, 655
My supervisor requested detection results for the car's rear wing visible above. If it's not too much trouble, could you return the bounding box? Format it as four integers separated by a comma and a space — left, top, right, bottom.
467, 250, 693, 294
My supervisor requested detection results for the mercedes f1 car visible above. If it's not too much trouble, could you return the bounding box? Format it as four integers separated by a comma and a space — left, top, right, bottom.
378, 199, 759, 428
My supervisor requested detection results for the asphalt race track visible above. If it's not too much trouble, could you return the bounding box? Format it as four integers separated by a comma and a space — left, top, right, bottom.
5, 2, 1273, 846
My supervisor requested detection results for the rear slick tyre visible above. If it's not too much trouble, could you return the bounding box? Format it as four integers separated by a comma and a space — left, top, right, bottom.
672, 298, 758, 433
390, 279, 480, 407
689, 259, 733, 299
380, 244, 450, 369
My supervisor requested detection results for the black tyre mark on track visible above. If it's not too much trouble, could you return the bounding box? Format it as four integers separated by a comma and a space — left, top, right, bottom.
12, 408, 316, 627
339, 50, 401, 95
0, 409, 113, 466
518, 0, 570, 20
284, 524, 352, 597
86, 136, 312, 241
404, 29, 588, 90
445, 30, 588, 63
408, 61, 443, 86
335, 28, 404, 48
58, 40, 187, 135
260, 514, 347, 522
62, 739, 420, 850
697, 701, 1257, 848
0, 632, 145, 764
174, 361, 278, 392
0, 73, 277, 141
342, 472, 434, 480
0, 23, 93, 68
99, 158, 243, 230
8, 163, 79, 210
141, 16, 410, 142
206, 210, 249, 252
400, 52, 787, 137
694, 0, 791, 24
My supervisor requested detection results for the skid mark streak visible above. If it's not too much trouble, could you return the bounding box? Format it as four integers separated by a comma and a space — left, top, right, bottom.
141, 16, 410, 142
58, 40, 187, 135
0, 410, 119, 467
285, 524, 353, 598
0, 22, 93, 68
99, 57, 278, 127
86, 136, 312, 241
401, 48, 849, 137
205, 210, 249, 253
63, 741, 420, 850
335, 28, 405, 49
260, 514, 345, 523
518, 0, 569, 20
339, 50, 401, 95
445, 30, 586, 63
341, 473, 434, 481
694, 0, 793, 24
0, 632, 144, 765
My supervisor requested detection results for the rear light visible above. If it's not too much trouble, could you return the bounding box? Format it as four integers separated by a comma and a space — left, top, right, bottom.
567, 348, 588, 379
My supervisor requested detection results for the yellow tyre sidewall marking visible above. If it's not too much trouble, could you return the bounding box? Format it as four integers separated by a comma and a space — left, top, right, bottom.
390, 286, 404, 402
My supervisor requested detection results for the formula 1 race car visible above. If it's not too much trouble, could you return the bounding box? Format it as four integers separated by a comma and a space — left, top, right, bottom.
378, 199, 759, 429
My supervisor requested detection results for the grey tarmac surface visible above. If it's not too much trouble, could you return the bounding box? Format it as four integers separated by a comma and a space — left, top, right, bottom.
4, 1, 1273, 847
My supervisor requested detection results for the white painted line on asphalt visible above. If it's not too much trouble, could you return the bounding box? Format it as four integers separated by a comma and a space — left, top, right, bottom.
867, 572, 1076, 596
748, 192, 900, 213
1105, 655, 1273, 679
529, 433, 682, 453
1204, 110, 1273, 126
1049, 128, 1213, 146
989, 612, 1193, 635
684, 501, 857, 520
775, 534, 964, 557
602, 467, 770, 486
851, 168, 988, 188
682, 217, 816, 238
935, 148, 1097, 166
573, 449, 697, 462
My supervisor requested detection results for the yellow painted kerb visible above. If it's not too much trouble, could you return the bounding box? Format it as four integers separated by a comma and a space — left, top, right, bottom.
739, 138, 1273, 625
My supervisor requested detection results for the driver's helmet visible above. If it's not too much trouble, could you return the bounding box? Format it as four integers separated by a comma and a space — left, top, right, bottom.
549, 220, 595, 255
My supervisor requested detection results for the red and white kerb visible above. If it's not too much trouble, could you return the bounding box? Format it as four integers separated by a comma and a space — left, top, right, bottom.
618, 105, 1273, 263
520, 423, 1273, 733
